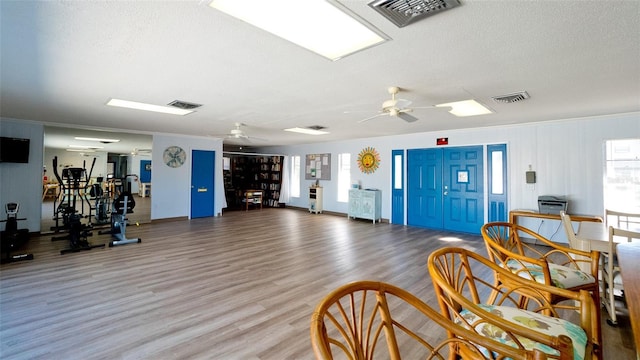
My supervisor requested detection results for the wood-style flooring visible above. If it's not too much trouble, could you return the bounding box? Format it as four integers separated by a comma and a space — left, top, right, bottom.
1, 206, 636, 359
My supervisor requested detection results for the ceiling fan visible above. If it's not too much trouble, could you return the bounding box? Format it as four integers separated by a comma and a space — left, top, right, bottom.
131, 148, 151, 155
356, 86, 435, 123
217, 123, 267, 142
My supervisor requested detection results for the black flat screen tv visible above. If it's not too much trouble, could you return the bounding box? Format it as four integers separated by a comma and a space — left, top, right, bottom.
0, 137, 30, 163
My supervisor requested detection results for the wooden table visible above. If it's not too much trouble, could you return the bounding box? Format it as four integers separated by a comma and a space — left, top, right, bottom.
577, 221, 640, 252
243, 190, 263, 211
42, 183, 60, 201
509, 209, 602, 224
139, 183, 151, 198
576, 222, 611, 252
617, 241, 640, 358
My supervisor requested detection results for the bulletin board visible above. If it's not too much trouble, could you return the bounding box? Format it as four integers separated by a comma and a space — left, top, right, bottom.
305, 153, 331, 180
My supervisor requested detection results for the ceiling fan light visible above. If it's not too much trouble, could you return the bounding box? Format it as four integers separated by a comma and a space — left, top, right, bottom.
435, 99, 493, 117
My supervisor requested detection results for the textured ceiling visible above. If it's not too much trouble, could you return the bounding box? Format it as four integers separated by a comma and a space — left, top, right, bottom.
1, 1, 639, 154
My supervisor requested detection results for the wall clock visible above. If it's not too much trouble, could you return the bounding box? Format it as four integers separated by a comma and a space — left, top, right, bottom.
357, 146, 380, 174
163, 146, 186, 168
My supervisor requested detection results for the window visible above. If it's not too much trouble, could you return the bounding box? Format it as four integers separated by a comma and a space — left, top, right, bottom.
337, 153, 351, 202
490, 150, 504, 194
604, 139, 640, 212
393, 153, 402, 189
291, 155, 301, 198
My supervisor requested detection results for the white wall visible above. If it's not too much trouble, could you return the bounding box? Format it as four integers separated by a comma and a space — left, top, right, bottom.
260, 112, 640, 239
0, 118, 44, 232
151, 134, 224, 220
3, 113, 638, 235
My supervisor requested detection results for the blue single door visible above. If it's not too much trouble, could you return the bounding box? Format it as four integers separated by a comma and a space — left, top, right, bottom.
140, 160, 151, 183
487, 144, 508, 222
191, 150, 215, 218
442, 146, 484, 233
391, 150, 404, 224
407, 148, 443, 228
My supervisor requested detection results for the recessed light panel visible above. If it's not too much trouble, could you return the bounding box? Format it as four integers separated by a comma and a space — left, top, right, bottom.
107, 99, 194, 115
74, 137, 120, 143
284, 127, 330, 135
436, 99, 493, 117
210, 0, 388, 61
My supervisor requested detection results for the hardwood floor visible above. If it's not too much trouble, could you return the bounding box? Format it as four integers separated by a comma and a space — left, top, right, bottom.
1, 208, 636, 359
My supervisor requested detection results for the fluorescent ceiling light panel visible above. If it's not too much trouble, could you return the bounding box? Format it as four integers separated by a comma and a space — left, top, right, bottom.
69, 145, 104, 149
435, 99, 493, 117
74, 137, 120, 143
66, 149, 95, 153
284, 127, 330, 135
107, 99, 194, 116
209, 0, 388, 61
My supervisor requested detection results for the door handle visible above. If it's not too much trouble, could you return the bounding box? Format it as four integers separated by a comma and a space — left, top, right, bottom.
197, 187, 208, 192
443, 191, 448, 196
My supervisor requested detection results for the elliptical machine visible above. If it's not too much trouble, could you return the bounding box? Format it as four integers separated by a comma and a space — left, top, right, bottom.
0, 203, 34, 264
51, 156, 105, 254
89, 176, 110, 226
51, 156, 95, 232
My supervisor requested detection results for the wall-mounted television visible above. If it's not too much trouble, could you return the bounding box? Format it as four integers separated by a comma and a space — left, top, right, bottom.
0, 137, 30, 163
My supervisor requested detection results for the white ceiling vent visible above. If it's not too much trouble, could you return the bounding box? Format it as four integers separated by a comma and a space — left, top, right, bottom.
307, 125, 327, 130
492, 91, 530, 104
368, 0, 461, 28
168, 100, 202, 110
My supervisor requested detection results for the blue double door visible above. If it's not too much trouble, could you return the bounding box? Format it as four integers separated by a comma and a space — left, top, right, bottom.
407, 146, 485, 234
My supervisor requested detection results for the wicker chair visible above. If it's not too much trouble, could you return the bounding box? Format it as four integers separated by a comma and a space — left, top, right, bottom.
310, 280, 548, 360
428, 247, 600, 360
480, 222, 601, 348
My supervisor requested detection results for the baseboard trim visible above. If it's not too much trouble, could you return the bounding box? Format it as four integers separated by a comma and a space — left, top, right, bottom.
151, 216, 189, 223
285, 205, 389, 223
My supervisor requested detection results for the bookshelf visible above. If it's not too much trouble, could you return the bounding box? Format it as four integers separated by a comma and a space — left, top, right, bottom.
226, 154, 284, 209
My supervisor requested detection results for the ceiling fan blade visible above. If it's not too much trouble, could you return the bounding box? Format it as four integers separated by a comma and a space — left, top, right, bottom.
395, 98, 412, 109
357, 113, 387, 123
398, 112, 419, 123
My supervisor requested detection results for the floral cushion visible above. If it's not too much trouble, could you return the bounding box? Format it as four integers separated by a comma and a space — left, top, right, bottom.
459, 304, 587, 360
504, 259, 595, 289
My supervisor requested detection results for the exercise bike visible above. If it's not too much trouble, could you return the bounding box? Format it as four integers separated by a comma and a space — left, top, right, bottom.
107, 194, 141, 247
0, 203, 34, 264
99, 175, 141, 247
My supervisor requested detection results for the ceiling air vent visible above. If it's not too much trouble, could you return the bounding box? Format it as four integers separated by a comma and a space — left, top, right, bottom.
492, 91, 530, 104
368, 0, 461, 28
168, 100, 202, 110
307, 125, 327, 130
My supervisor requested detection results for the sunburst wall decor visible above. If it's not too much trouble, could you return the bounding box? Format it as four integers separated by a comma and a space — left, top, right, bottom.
357, 146, 381, 174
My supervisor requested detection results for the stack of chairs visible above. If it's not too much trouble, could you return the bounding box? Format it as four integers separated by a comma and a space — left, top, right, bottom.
601, 210, 640, 326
